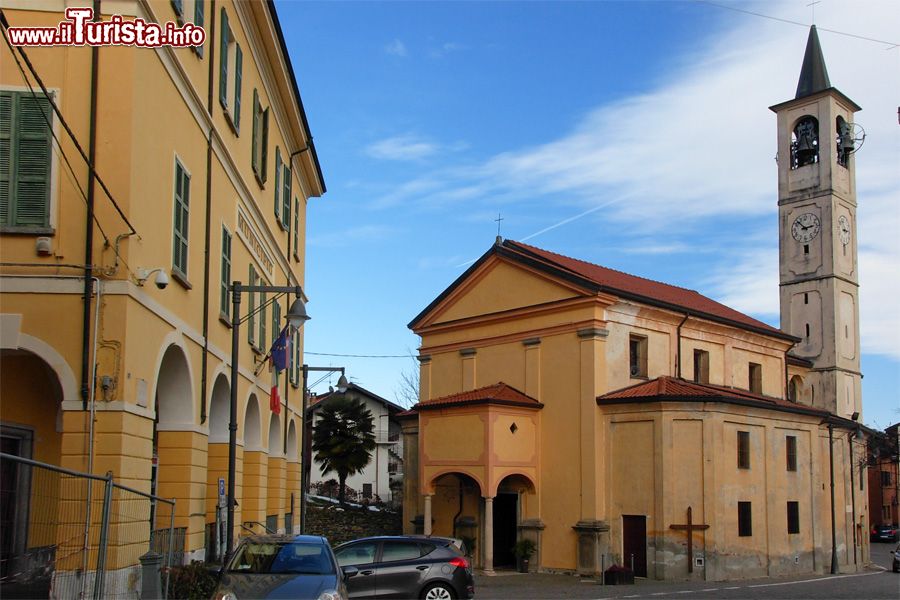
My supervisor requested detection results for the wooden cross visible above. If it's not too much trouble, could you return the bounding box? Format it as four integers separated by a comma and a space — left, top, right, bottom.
669, 506, 709, 573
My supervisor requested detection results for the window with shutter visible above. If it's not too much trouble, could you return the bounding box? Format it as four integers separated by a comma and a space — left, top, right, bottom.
233, 44, 242, 131
251, 90, 260, 175
274, 147, 281, 221
292, 197, 300, 259
251, 90, 270, 185
273, 302, 281, 346
1, 91, 52, 230
218, 9, 229, 108
259, 290, 267, 352
193, 0, 204, 56
282, 164, 291, 229
172, 160, 190, 278
260, 107, 269, 182
248, 264, 257, 347
220, 227, 232, 319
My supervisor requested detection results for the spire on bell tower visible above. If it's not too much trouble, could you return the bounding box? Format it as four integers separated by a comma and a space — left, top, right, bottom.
796, 25, 831, 99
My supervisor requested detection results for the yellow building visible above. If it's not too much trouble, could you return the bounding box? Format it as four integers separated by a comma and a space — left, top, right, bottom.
400, 26, 869, 581
0, 0, 322, 584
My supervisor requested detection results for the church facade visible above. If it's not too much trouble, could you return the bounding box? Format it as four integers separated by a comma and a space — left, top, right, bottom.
399, 27, 869, 581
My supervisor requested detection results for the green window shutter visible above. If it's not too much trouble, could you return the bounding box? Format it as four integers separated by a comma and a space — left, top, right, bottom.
220, 227, 231, 318
2, 92, 52, 228
274, 147, 281, 220
218, 9, 229, 108
233, 44, 242, 132
0, 92, 14, 225
248, 264, 256, 346
193, 0, 204, 56
172, 161, 190, 276
282, 165, 291, 228
260, 107, 269, 183
251, 89, 259, 176
273, 302, 281, 346
259, 291, 267, 351
292, 197, 299, 257
172, 0, 183, 17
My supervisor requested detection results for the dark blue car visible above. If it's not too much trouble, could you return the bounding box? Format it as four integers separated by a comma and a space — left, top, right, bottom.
213, 534, 351, 600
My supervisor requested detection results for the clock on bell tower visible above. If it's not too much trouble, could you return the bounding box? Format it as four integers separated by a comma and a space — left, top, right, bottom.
770, 25, 862, 419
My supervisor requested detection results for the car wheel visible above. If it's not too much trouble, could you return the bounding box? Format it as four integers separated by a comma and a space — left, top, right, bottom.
421, 582, 455, 600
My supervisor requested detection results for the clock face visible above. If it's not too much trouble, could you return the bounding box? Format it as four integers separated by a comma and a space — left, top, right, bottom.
791, 213, 820, 243
838, 215, 851, 245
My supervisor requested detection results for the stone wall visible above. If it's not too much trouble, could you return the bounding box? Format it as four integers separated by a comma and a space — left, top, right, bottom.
306, 504, 403, 546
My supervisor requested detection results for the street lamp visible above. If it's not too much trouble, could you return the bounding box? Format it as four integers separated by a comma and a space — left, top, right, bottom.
300, 366, 348, 533
227, 282, 308, 558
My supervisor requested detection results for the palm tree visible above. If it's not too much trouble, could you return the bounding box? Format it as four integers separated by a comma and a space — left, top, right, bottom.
312, 395, 376, 505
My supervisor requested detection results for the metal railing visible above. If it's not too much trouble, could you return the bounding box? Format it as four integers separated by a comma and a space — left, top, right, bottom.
0, 453, 176, 599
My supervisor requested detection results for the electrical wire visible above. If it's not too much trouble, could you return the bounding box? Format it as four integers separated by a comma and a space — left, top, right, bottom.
696, 1, 899, 48
304, 351, 410, 359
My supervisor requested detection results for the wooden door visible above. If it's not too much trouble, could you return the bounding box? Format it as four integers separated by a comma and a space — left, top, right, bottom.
622, 515, 647, 577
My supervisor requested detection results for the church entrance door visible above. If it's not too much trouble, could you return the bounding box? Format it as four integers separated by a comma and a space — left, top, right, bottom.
622, 515, 647, 577
492, 492, 518, 568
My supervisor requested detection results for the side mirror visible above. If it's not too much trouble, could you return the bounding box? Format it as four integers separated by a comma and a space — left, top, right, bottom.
342, 566, 359, 580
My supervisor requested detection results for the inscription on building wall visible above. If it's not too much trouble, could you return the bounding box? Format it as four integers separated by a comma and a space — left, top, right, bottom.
237, 208, 274, 278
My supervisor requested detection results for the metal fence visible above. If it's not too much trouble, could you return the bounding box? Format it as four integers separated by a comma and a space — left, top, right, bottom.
0, 453, 176, 599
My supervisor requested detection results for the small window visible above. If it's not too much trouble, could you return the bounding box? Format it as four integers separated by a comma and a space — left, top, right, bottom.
218, 9, 242, 131
804, 292, 809, 305
362, 483, 372, 499
748, 362, 762, 395
251, 89, 270, 183
220, 227, 232, 319
381, 541, 421, 563
1, 91, 53, 229
786, 501, 800, 534
803, 244, 809, 255
693, 349, 709, 384
882, 471, 892, 487
629, 335, 648, 378
172, 160, 191, 278
738, 501, 752, 537
786, 435, 797, 471
805, 323, 810, 338
788, 376, 802, 403
737, 431, 750, 469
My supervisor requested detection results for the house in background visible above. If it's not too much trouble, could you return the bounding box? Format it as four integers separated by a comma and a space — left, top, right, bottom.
308, 383, 404, 506
868, 423, 899, 528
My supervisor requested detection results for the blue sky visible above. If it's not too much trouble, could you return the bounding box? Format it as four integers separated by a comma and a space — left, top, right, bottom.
276, 1, 900, 429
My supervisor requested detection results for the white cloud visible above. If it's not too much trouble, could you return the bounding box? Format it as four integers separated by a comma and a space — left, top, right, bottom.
367, 135, 437, 161
308, 224, 397, 248
384, 39, 407, 57
429, 41, 466, 59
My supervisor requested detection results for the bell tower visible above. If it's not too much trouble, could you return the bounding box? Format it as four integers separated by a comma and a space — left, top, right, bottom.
770, 26, 862, 419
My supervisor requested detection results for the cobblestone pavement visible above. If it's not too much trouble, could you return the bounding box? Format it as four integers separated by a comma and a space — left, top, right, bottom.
473, 548, 899, 599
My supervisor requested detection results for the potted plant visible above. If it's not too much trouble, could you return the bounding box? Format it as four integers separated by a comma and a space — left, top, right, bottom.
512, 539, 535, 573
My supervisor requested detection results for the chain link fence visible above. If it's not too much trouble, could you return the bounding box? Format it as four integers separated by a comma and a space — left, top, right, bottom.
0, 453, 176, 599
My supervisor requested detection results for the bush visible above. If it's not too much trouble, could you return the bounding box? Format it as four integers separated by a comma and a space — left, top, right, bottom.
164, 561, 218, 600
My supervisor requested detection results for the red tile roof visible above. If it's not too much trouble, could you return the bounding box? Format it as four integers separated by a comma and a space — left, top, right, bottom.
414, 382, 543, 411
503, 241, 790, 339
598, 376, 829, 417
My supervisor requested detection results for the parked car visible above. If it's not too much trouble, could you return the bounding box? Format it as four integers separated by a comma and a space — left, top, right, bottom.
871, 524, 899, 543
891, 543, 900, 573
213, 534, 352, 600
333, 535, 475, 599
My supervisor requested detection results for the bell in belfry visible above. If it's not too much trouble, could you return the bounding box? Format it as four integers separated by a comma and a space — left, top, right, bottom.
794, 117, 818, 167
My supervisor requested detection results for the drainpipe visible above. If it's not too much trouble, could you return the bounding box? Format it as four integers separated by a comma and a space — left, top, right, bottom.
848, 431, 857, 566
828, 422, 838, 574
80, 0, 100, 411
80, 277, 100, 599
452, 479, 464, 539
199, 0, 217, 424
675, 314, 689, 379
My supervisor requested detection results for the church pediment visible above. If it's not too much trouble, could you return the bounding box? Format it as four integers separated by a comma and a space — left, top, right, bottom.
410, 251, 588, 330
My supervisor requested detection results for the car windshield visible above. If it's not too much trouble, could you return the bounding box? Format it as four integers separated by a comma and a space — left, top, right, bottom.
229, 542, 335, 575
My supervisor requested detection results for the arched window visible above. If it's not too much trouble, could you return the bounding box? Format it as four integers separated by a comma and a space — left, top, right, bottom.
791, 116, 819, 169
788, 375, 803, 403
836, 116, 852, 168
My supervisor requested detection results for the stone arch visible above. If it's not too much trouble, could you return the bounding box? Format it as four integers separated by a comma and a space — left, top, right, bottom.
208, 374, 230, 443
2, 327, 79, 404
429, 471, 483, 543
286, 419, 298, 462
791, 115, 819, 168
155, 344, 194, 427
426, 469, 484, 496
491, 471, 537, 498
268, 412, 282, 457
244, 394, 262, 451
